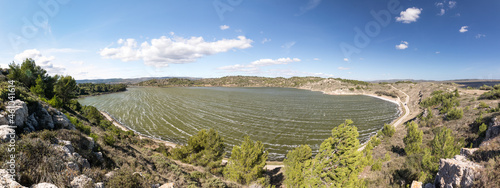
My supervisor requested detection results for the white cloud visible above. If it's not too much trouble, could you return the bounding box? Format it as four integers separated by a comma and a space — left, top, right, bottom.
313, 58, 320, 61
438, 8, 445, 16
396, 7, 423, 24
448, 1, 457, 8
459, 26, 468, 33
343, 58, 349, 62
218, 58, 301, 73
297, 0, 322, 15
475, 34, 486, 39
338, 67, 350, 70
100, 35, 253, 67
436, 2, 444, 7
395, 41, 409, 50
220, 25, 230, 30
435, 51, 440, 54
14, 49, 65, 74
70, 61, 84, 65
261, 38, 271, 44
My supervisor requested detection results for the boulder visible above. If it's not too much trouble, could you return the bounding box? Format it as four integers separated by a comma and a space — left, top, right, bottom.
66, 161, 80, 172
70, 174, 93, 188
0, 169, 27, 188
484, 117, 500, 141
159, 183, 174, 188
52, 114, 75, 130
424, 183, 435, 188
460, 148, 478, 159
25, 114, 38, 132
434, 155, 482, 188
94, 182, 105, 188
58, 140, 74, 153
0, 125, 16, 142
9, 100, 29, 128
94, 152, 103, 162
0, 113, 9, 125
31, 182, 58, 188
104, 171, 115, 180
411, 181, 423, 188
37, 106, 54, 130
85, 136, 95, 151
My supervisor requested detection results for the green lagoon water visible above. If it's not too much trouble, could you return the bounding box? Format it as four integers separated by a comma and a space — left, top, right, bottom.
79, 87, 399, 160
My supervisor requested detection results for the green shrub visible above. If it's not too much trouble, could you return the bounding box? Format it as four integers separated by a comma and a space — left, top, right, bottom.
371, 135, 381, 146
106, 168, 146, 188
203, 177, 227, 188
446, 108, 463, 120
104, 134, 116, 146
404, 121, 423, 155
371, 160, 382, 171
224, 136, 267, 185
283, 145, 312, 187
478, 123, 488, 137
381, 124, 395, 137
48, 96, 63, 108
479, 101, 489, 108
89, 133, 99, 142
384, 152, 391, 162
172, 129, 225, 168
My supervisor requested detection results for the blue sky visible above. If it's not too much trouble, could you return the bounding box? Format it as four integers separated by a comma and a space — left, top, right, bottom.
1, 0, 499, 80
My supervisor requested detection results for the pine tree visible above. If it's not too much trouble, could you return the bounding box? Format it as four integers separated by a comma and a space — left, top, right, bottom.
54, 75, 78, 106
30, 75, 46, 98
172, 129, 225, 167
431, 127, 460, 160
304, 119, 365, 187
283, 145, 312, 187
404, 121, 423, 155
224, 136, 267, 185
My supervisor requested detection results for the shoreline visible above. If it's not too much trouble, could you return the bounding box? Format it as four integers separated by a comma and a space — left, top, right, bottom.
97, 85, 409, 163
99, 111, 178, 148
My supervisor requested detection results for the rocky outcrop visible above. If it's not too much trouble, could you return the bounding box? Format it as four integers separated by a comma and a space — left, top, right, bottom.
434, 155, 482, 188
459, 148, 478, 159
52, 139, 91, 173
0, 169, 27, 188
31, 182, 58, 188
484, 117, 500, 141
0, 125, 15, 142
411, 181, 423, 188
70, 174, 93, 188
10, 100, 29, 128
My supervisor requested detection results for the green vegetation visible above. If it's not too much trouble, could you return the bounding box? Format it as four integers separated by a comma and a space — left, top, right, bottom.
395, 80, 416, 84
375, 91, 398, 98
479, 101, 489, 108
283, 145, 312, 187
333, 78, 370, 86
77, 83, 127, 95
446, 107, 463, 120
283, 120, 366, 187
224, 136, 268, 185
172, 129, 225, 171
479, 84, 500, 99
404, 121, 423, 155
137, 76, 324, 88
478, 123, 487, 137
381, 123, 395, 137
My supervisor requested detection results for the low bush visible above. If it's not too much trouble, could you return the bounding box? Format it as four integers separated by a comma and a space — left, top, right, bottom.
381, 124, 395, 137
446, 108, 463, 120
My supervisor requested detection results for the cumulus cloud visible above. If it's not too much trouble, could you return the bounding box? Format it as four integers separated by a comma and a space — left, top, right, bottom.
100, 35, 253, 67
395, 41, 409, 50
14, 49, 65, 74
396, 7, 423, 23
459, 26, 468, 33
337, 67, 350, 70
218, 57, 301, 73
313, 58, 320, 61
438, 8, 445, 16
220, 25, 230, 30
343, 58, 349, 62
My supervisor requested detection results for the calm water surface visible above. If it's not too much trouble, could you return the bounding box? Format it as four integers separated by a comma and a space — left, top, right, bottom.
79, 87, 399, 160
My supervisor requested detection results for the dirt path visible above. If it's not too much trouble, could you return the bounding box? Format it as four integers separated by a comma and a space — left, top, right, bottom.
358, 85, 411, 151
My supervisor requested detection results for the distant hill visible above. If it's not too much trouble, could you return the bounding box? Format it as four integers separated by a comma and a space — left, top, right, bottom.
76, 77, 200, 84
